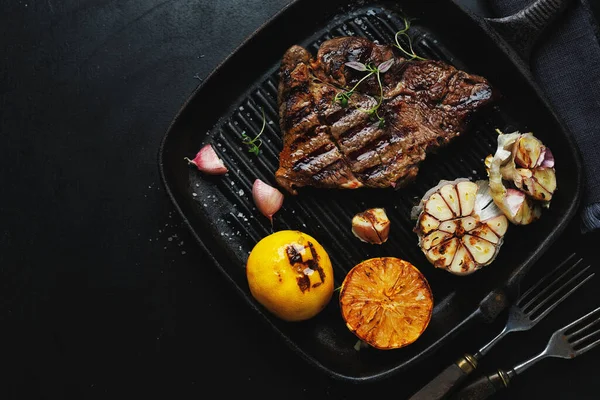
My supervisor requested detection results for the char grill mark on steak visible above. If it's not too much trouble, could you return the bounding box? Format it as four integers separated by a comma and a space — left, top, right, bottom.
276, 45, 362, 195
313, 37, 397, 96
275, 37, 494, 194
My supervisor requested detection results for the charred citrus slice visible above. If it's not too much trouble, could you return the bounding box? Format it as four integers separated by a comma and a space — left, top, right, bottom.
339, 257, 433, 350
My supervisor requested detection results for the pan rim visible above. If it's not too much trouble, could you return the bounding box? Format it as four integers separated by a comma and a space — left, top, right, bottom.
157, 0, 584, 383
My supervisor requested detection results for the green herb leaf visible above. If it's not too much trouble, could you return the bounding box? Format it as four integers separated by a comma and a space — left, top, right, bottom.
378, 59, 394, 73
394, 17, 426, 61
337, 59, 392, 122
334, 91, 353, 108
345, 61, 367, 71
241, 108, 266, 156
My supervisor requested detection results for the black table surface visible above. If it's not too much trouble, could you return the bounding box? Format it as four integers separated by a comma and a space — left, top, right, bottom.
3, 1, 600, 399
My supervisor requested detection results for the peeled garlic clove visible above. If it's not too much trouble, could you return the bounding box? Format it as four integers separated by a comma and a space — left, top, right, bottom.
425, 193, 454, 221
252, 179, 284, 223
515, 134, 543, 168
438, 220, 457, 234
484, 215, 509, 237
535, 168, 557, 190
515, 167, 556, 204
456, 181, 478, 216
416, 213, 440, 235
458, 216, 478, 232
515, 169, 542, 201
519, 198, 542, 224
462, 235, 496, 265
530, 168, 557, 201
352, 218, 381, 244
352, 208, 390, 245
414, 179, 508, 275
440, 184, 460, 217
427, 238, 459, 268
515, 168, 533, 186
448, 245, 477, 275
469, 224, 500, 244
185, 144, 228, 175
422, 230, 452, 251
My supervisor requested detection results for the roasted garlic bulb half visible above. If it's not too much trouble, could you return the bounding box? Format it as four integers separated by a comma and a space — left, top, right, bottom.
412, 179, 509, 275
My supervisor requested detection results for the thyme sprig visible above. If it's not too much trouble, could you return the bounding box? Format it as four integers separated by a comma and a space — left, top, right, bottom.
333, 61, 376, 107
241, 107, 266, 155
356, 60, 388, 129
394, 17, 425, 61
334, 59, 394, 128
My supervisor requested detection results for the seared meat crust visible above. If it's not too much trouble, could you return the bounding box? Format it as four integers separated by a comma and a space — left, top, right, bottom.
276, 37, 494, 195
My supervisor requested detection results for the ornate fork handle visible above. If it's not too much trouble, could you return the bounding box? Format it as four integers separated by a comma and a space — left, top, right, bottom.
407, 253, 593, 400
452, 305, 600, 400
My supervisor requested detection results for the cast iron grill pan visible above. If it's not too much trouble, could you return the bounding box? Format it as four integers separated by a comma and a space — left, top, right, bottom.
159, 1, 582, 383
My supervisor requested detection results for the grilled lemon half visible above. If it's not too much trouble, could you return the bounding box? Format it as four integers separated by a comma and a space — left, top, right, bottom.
246, 230, 334, 322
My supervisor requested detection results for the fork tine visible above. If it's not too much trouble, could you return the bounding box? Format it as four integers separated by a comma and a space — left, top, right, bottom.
519, 255, 582, 310
517, 253, 579, 308
526, 267, 594, 320
574, 337, 600, 356
567, 310, 600, 340
564, 307, 600, 356
570, 322, 600, 348
562, 305, 600, 333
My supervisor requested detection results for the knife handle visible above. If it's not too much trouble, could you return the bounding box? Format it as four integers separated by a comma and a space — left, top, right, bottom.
408, 354, 478, 400
450, 369, 512, 400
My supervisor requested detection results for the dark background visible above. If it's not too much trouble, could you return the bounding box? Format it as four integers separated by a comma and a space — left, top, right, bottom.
2, 0, 600, 399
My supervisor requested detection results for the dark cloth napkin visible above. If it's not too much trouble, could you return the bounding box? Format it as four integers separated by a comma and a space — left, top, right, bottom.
488, 0, 600, 233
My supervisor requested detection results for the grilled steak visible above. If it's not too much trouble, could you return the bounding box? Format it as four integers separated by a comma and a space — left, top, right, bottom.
276, 36, 494, 195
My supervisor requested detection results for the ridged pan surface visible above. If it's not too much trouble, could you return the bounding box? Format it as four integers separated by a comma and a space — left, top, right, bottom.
159, 0, 582, 382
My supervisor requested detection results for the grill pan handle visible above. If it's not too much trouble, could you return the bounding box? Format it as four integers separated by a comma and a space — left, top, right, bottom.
483, 0, 574, 65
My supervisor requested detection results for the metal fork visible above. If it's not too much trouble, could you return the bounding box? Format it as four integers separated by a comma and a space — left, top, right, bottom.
408, 253, 594, 400
451, 305, 600, 400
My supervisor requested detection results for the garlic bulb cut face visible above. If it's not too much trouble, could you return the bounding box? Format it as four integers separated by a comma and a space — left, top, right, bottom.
413, 179, 508, 275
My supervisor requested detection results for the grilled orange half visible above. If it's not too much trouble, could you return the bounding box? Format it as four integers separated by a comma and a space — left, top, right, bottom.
339, 257, 433, 350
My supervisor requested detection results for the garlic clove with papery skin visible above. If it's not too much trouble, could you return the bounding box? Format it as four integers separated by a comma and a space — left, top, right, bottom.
185, 144, 228, 175
252, 179, 284, 224
539, 148, 555, 168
